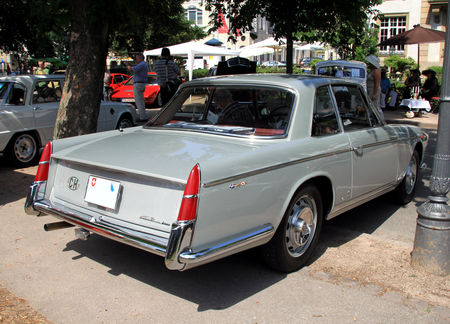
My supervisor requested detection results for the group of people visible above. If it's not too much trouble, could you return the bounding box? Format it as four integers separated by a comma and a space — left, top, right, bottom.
364, 54, 440, 117
124, 48, 180, 121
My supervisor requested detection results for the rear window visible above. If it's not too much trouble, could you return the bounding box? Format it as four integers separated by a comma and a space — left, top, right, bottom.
147, 86, 295, 137
317, 65, 365, 78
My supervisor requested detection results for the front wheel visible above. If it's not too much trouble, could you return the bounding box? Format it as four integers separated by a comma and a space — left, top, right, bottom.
8, 133, 39, 167
116, 115, 134, 129
262, 184, 323, 272
392, 150, 419, 204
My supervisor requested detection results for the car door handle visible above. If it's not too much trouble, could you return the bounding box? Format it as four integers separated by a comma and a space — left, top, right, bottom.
33, 106, 41, 111
351, 145, 363, 155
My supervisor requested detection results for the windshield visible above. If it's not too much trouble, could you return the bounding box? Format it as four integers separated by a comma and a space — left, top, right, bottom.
147, 86, 295, 137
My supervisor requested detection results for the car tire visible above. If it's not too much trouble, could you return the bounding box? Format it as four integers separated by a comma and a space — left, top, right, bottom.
7, 133, 39, 167
393, 150, 419, 205
262, 184, 323, 272
116, 115, 134, 129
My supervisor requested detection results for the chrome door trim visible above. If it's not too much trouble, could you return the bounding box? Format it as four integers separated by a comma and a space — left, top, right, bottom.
203, 148, 351, 188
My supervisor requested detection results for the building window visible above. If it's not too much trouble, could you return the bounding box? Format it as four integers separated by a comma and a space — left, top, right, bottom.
380, 16, 407, 54
259, 17, 265, 31
185, 6, 203, 26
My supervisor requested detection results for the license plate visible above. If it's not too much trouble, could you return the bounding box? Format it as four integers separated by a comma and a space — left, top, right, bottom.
84, 176, 121, 210
122, 98, 135, 102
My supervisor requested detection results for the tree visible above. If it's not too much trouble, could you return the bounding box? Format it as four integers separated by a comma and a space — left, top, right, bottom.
1, 0, 205, 139
205, 0, 381, 73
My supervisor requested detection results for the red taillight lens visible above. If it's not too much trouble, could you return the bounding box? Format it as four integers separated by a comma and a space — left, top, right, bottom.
35, 142, 52, 182
177, 164, 200, 222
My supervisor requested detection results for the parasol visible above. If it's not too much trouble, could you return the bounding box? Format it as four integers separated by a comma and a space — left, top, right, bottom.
378, 24, 445, 69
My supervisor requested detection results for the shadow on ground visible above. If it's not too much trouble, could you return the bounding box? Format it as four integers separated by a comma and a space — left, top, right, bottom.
0, 163, 36, 205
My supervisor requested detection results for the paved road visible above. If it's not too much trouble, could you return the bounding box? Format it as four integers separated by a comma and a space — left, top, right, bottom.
0, 118, 448, 323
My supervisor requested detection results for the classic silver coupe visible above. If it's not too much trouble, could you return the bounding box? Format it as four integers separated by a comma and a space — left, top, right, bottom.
25, 74, 428, 272
0, 74, 136, 166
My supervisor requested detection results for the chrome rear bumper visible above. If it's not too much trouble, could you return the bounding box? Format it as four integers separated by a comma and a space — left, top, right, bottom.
25, 182, 274, 271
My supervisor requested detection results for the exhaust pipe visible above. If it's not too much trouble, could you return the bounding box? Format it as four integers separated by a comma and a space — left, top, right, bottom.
44, 221, 74, 231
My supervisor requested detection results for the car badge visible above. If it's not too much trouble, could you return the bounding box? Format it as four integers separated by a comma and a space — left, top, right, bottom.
229, 181, 246, 189
68, 176, 80, 191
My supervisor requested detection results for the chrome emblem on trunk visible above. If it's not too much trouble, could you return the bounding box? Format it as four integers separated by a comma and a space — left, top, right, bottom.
68, 176, 80, 191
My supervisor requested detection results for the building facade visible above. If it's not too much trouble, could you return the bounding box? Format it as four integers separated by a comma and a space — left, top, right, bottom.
374, 0, 447, 69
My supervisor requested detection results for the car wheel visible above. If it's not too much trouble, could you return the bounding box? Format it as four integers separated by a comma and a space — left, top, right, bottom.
262, 184, 323, 272
8, 133, 39, 167
116, 115, 133, 129
393, 150, 419, 205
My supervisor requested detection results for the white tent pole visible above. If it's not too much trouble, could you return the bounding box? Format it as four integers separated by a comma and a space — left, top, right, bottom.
188, 50, 194, 81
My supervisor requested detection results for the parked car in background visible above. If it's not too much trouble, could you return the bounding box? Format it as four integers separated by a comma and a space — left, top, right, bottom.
0, 74, 136, 166
315, 60, 367, 89
25, 74, 427, 273
106, 73, 130, 99
299, 57, 321, 67
110, 72, 162, 107
261, 61, 286, 67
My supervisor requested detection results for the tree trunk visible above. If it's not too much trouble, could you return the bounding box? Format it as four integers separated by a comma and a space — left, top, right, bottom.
54, 0, 109, 139
286, 34, 294, 74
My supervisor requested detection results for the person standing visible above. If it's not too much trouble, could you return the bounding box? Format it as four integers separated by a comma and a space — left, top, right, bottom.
154, 48, 180, 104
365, 54, 383, 118
34, 60, 49, 75
103, 65, 111, 101
127, 53, 149, 121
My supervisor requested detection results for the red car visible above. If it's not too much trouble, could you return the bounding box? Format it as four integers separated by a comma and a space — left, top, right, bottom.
106, 73, 131, 99
111, 72, 162, 107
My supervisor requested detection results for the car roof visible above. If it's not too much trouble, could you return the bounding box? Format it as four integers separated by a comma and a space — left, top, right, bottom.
0, 74, 65, 88
184, 73, 360, 90
315, 60, 367, 69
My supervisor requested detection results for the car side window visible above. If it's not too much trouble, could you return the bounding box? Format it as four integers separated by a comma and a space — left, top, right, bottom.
33, 80, 63, 104
331, 85, 380, 131
312, 86, 340, 136
6, 83, 26, 105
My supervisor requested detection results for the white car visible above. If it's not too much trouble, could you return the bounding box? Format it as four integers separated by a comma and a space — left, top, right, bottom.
315, 60, 367, 89
0, 74, 137, 166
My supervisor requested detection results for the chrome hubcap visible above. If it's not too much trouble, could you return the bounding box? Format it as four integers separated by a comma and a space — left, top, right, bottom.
405, 155, 418, 195
285, 195, 317, 257
14, 135, 36, 162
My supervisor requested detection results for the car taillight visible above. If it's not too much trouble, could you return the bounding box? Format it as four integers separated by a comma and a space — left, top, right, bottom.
177, 164, 200, 222
35, 142, 52, 182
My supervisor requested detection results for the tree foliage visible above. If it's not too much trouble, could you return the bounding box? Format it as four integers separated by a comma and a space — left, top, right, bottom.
205, 0, 382, 73
1, 0, 205, 139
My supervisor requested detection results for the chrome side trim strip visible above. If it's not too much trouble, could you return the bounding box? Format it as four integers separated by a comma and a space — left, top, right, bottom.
178, 224, 274, 267
203, 148, 351, 188
328, 182, 398, 219
32, 199, 168, 257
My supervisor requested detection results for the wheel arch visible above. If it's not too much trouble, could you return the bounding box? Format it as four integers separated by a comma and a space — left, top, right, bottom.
7, 129, 43, 150
283, 174, 334, 226
116, 112, 135, 128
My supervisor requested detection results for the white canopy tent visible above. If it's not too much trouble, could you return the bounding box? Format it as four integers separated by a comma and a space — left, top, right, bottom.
144, 41, 240, 80
238, 46, 274, 58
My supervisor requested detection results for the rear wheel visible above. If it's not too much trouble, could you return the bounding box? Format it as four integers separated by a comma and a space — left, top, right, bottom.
262, 184, 323, 272
8, 133, 39, 167
393, 150, 419, 204
116, 115, 133, 129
